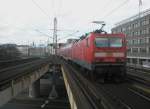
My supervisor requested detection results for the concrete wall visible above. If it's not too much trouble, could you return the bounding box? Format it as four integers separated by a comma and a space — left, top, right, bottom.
0, 64, 49, 107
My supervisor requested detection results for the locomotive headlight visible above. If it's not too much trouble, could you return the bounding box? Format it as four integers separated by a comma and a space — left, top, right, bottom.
112, 52, 124, 57
94, 52, 106, 57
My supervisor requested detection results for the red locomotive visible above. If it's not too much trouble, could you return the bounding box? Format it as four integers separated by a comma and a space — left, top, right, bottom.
58, 26, 127, 81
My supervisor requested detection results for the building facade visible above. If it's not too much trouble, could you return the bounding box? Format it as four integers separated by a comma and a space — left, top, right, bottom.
112, 9, 150, 67
17, 45, 29, 57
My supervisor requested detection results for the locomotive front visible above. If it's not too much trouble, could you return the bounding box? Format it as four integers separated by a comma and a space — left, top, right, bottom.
92, 33, 127, 80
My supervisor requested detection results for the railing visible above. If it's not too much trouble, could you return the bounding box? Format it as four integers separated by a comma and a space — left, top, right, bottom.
127, 53, 150, 59
127, 62, 150, 71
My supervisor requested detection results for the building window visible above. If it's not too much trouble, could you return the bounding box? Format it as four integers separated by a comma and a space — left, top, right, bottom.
145, 28, 149, 34
146, 19, 149, 25
135, 31, 138, 36
141, 29, 148, 35
127, 58, 130, 63
129, 25, 132, 30
142, 29, 146, 34
127, 48, 131, 53
140, 48, 147, 53
138, 22, 141, 27
126, 25, 129, 30
132, 58, 137, 64
135, 23, 138, 28
122, 27, 126, 32
141, 19, 149, 26
137, 30, 141, 36
140, 30, 142, 35
132, 48, 138, 53
127, 40, 132, 45
133, 39, 138, 44
128, 32, 130, 36
139, 38, 146, 44
132, 32, 134, 36
132, 24, 135, 28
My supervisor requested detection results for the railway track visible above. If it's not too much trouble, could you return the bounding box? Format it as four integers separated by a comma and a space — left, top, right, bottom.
95, 83, 150, 109
126, 66, 150, 102
0, 57, 40, 69
62, 61, 98, 109
0, 57, 50, 90
61, 60, 150, 109
127, 64, 150, 73
127, 67, 150, 85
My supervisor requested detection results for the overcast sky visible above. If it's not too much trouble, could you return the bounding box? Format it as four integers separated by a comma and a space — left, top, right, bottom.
0, 0, 150, 45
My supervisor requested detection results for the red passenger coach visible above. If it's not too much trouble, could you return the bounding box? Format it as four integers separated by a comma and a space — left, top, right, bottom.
58, 31, 127, 81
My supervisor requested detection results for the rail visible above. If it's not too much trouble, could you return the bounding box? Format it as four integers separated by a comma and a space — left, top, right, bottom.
61, 60, 130, 109
0, 58, 50, 89
62, 61, 98, 109
127, 65, 150, 87
127, 64, 150, 72
0, 57, 40, 69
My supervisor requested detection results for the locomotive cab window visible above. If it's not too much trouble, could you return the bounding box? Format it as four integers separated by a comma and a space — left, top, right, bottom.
95, 37, 108, 47
95, 37, 122, 47
109, 37, 122, 47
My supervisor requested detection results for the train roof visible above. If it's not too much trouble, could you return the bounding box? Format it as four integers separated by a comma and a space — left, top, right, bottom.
60, 32, 125, 49
91, 32, 125, 37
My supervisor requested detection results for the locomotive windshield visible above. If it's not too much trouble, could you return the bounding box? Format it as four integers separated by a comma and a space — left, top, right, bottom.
95, 37, 122, 47
109, 37, 122, 47
95, 38, 108, 47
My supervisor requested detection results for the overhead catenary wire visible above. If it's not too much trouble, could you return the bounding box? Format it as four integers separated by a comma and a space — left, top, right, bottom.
31, 0, 50, 18
31, 0, 78, 41
31, 0, 66, 42
35, 29, 53, 39
100, 0, 112, 13
78, 0, 130, 35
57, 30, 79, 42
102, 0, 130, 19
31, 0, 130, 41
31, 0, 56, 47
0, 1, 51, 36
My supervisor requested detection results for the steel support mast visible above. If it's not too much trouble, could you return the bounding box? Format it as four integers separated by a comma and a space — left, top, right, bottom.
53, 17, 57, 55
